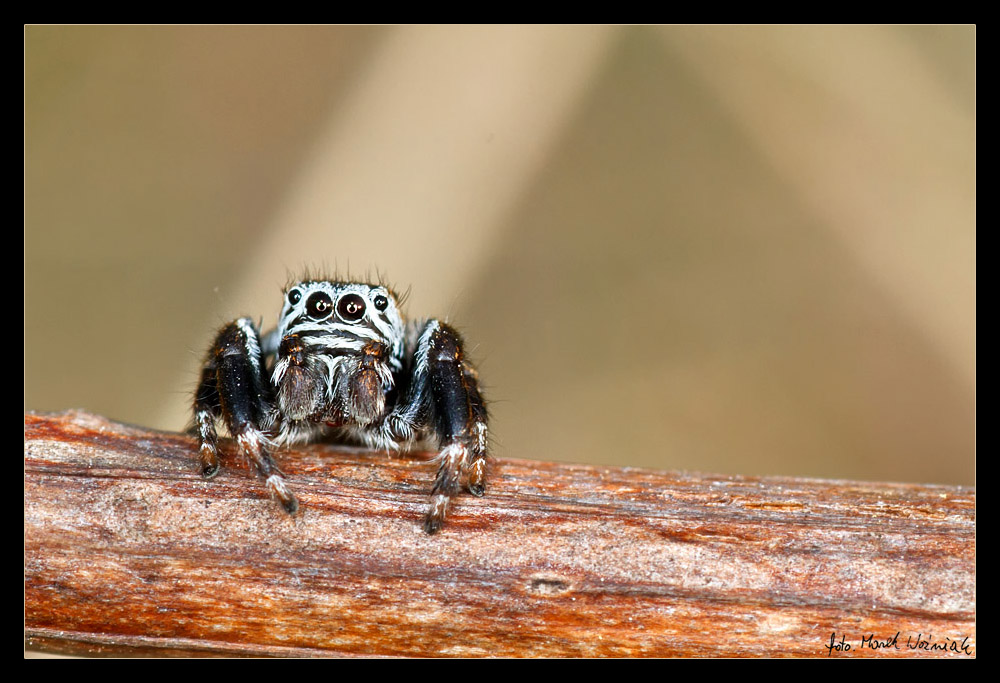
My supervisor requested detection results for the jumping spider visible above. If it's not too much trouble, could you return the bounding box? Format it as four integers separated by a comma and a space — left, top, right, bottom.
192, 277, 488, 533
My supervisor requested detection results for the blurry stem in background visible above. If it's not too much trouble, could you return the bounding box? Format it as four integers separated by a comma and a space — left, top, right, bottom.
160, 25, 618, 429
241, 27, 615, 314
660, 25, 975, 390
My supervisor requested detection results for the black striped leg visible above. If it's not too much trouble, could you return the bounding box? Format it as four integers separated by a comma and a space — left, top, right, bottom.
463, 363, 489, 497
424, 323, 489, 534
231, 427, 298, 515
193, 364, 222, 478
194, 319, 298, 515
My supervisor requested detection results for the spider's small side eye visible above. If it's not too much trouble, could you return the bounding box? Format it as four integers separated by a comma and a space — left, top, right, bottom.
337, 293, 366, 322
373, 294, 389, 312
305, 292, 334, 319
287, 289, 302, 305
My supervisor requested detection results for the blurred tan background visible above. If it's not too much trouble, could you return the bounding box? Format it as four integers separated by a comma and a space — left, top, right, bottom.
24, 25, 975, 485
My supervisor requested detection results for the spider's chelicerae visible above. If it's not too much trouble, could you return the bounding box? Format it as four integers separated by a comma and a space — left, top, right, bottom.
192, 277, 488, 533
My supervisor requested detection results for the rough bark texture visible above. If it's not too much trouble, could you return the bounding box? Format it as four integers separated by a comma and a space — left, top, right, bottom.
24, 411, 975, 658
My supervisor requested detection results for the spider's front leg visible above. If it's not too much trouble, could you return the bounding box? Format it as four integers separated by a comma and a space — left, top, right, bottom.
417, 321, 489, 534
193, 318, 299, 514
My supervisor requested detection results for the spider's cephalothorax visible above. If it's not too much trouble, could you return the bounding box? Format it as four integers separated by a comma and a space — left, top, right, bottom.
193, 278, 488, 533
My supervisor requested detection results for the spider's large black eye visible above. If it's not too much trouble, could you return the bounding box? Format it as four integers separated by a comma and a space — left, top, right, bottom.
337, 293, 366, 322
373, 294, 389, 312
305, 292, 334, 319
287, 288, 302, 306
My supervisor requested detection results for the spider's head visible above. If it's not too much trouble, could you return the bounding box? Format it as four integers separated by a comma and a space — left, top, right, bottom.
271, 280, 405, 422
277, 281, 405, 346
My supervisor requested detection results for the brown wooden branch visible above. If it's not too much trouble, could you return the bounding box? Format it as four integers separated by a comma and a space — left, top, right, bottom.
24, 410, 975, 658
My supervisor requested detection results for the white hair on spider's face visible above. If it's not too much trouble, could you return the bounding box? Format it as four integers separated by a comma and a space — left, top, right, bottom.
278, 281, 405, 356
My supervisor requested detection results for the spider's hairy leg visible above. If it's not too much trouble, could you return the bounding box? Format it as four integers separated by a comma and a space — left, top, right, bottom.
193, 364, 222, 478
196, 318, 299, 515
421, 321, 489, 534
463, 363, 489, 497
